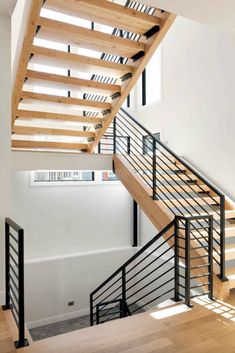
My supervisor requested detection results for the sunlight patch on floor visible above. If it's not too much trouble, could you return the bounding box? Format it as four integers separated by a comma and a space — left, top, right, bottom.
150, 303, 191, 320
193, 296, 235, 322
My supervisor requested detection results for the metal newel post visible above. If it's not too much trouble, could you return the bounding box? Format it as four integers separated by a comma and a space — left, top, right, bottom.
127, 136, 131, 155
152, 139, 157, 200
208, 216, 214, 300
3, 220, 10, 310
174, 217, 180, 302
133, 200, 138, 247
121, 267, 127, 317
113, 117, 117, 154
220, 195, 226, 280
90, 295, 94, 326
185, 218, 191, 307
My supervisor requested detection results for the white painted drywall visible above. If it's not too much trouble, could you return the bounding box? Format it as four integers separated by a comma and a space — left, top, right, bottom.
25, 247, 134, 328
134, 16, 235, 203
12, 171, 132, 259
0, 14, 12, 302
140, 0, 235, 35
12, 151, 113, 171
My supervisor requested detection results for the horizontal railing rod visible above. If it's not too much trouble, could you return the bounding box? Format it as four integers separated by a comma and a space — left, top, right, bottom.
119, 108, 224, 197
91, 220, 175, 296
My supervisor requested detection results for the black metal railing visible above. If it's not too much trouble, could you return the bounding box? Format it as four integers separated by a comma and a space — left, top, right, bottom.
2, 218, 29, 349
90, 215, 213, 326
112, 108, 226, 281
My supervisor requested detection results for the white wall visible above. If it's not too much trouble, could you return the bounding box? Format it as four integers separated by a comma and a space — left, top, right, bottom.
25, 247, 134, 328
12, 171, 132, 259
0, 14, 12, 304
134, 16, 235, 202
12, 171, 134, 326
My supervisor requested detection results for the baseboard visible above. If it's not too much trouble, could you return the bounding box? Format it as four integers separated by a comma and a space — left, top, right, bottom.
0, 290, 5, 305
26, 307, 90, 329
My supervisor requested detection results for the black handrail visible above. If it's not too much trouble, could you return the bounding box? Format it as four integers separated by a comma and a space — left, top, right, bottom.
109, 108, 226, 281
2, 218, 29, 349
90, 215, 213, 326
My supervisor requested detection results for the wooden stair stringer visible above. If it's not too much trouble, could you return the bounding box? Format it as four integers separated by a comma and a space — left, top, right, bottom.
89, 11, 176, 153
113, 155, 230, 300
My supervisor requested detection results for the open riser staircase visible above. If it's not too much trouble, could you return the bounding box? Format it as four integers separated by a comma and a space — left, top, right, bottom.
95, 108, 235, 305
12, 0, 176, 152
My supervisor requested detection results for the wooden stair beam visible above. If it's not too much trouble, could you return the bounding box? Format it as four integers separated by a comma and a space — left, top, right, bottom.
37, 16, 145, 59
20, 91, 111, 111
44, 0, 161, 36
12, 140, 89, 151
13, 126, 95, 138
25, 70, 121, 96
12, 0, 44, 127
89, 12, 176, 152
16, 109, 103, 125
30, 46, 133, 79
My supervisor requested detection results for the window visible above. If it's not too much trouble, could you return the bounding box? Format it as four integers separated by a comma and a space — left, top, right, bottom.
143, 133, 161, 154
137, 46, 162, 107
31, 171, 119, 186
32, 171, 94, 183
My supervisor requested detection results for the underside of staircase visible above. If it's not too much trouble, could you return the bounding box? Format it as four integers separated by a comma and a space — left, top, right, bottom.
12, 0, 175, 153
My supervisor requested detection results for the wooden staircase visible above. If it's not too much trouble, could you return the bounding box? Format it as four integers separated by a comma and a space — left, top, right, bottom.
12, 0, 176, 152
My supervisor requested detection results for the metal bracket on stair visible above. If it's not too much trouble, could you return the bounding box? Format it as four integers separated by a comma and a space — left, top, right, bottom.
131, 51, 145, 62
111, 92, 121, 100
121, 72, 132, 82
144, 25, 160, 39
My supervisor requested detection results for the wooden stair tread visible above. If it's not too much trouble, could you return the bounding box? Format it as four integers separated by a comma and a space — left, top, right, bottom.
12, 140, 89, 151
37, 16, 146, 59
30, 46, 133, 79
13, 126, 95, 138
44, 0, 161, 36
20, 91, 111, 112
16, 109, 103, 125
25, 70, 121, 96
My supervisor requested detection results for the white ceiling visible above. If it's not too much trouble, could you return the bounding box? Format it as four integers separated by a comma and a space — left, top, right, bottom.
140, 0, 235, 34
0, 0, 17, 16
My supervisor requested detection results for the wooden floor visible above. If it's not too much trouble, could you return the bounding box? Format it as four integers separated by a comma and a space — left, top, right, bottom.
3, 295, 235, 353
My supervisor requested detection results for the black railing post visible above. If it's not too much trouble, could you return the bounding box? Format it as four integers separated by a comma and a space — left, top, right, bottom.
185, 218, 192, 307
96, 304, 100, 325
208, 216, 214, 300
220, 195, 226, 281
98, 142, 101, 154
3, 221, 10, 311
174, 217, 180, 302
90, 294, 94, 326
127, 136, 131, 155
15, 228, 28, 349
121, 267, 127, 317
113, 117, 117, 154
152, 139, 157, 200
133, 200, 138, 247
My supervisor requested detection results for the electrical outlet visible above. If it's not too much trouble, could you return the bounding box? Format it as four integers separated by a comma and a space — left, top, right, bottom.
68, 301, 74, 307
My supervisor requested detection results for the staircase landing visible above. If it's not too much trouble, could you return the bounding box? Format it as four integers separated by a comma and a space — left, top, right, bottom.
3, 297, 235, 353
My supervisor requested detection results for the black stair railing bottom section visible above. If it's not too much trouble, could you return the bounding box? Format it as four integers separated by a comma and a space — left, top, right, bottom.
90, 215, 213, 326
98, 108, 226, 282
2, 218, 29, 349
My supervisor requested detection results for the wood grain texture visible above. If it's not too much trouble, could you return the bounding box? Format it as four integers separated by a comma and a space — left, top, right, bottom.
44, 0, 161, 35
37, 16, 145, 58
12, 0, 44, 127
